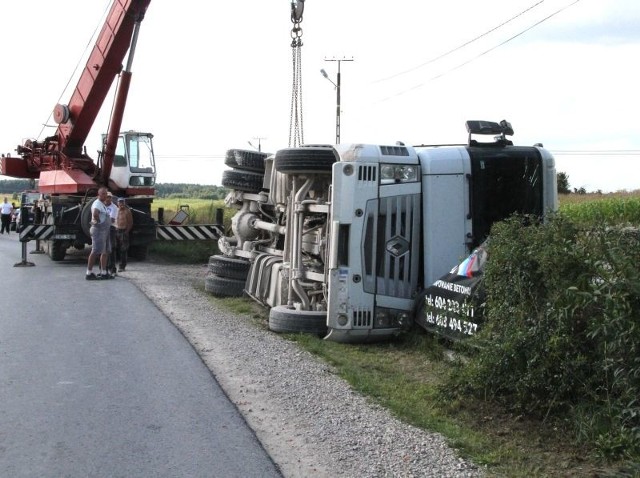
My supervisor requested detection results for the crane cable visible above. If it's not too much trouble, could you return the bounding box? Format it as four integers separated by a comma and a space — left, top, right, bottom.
288, 0, 305, 147
38, 0, 113, 140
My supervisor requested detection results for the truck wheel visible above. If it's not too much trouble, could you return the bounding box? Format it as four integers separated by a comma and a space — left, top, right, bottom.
49, 240, 67, 261
274, 147, 337, 175
268, 305, 328, 336
80, 201, 93, 238
224, 149, 269, 173
224, 150, 238, 168
204, 274, 245, 297
208, 255, 251, 280
221, 170, 264, 193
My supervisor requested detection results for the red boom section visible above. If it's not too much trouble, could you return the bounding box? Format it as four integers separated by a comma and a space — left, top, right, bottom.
0, 0, 152, 193
57, 0, 151, 157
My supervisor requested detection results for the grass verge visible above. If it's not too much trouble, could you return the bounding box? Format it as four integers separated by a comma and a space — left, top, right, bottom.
149, 240, 217, 264
284, 330, 630, 476
203, 291, 629, 477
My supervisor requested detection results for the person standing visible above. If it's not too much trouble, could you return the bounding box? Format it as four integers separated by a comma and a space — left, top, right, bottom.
85, 187, 113, 280
115, 197, 134, 272
105, 192, 118, 275
0, 197, 13, 234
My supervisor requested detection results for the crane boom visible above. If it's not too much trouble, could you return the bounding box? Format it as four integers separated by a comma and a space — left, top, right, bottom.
0, 0, 152, 196
55, 0, 151, 158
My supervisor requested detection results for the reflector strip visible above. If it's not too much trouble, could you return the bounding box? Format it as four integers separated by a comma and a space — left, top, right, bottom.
156, 224, 224, 241
19, 225, 54, 242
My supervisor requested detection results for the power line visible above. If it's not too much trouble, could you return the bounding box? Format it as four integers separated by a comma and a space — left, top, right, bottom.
153, 151, 640, 160
377, 0, 582, 103
155, 155, 225, 158
551, 150, 640, 156
373, 0, 547, 84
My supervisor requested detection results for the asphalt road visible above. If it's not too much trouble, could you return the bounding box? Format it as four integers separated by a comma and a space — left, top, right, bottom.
0, 234, 281, 477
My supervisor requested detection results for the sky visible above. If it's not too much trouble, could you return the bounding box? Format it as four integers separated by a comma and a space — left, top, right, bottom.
1, 0, 638, 192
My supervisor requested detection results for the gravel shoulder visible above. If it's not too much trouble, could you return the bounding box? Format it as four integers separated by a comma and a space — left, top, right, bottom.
124, 261, 483, 478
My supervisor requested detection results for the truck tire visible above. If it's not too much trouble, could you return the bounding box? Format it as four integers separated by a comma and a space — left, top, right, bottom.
221, 170, 264, 193
224, 149, 268, 173
80, 201, 93, 238
204, 274, 245, 297
274, 147, 337, 175
224, 150, 238, 168
49, 240, 67, 261
208, 255, 251, 280
268, 305, 328, 336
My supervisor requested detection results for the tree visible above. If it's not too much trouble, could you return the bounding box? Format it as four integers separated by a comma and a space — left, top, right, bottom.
557, 172, 570, 194
0, 179, 33, 193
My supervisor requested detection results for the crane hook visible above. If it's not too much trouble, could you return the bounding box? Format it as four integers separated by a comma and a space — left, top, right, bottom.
291, 0, 305, 24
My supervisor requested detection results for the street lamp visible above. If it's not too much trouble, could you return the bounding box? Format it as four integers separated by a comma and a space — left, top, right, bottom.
320, 68, 339, 144
247, 137, 266, 152
320, 58, 353, 144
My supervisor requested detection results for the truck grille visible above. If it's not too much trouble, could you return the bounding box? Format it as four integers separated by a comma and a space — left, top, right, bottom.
358, 165, 377, 182
352, 308, 373, 328
380, 145, 409, 156
362, 194, 420, 298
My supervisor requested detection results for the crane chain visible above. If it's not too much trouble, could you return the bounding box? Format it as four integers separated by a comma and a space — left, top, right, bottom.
288, 1, 305, 147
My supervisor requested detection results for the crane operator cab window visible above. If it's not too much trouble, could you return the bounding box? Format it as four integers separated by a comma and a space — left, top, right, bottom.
107, 131, 156, 188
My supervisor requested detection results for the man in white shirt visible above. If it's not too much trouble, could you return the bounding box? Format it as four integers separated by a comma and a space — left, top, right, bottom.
0, 197, 13, 234
86, 188, 113, 280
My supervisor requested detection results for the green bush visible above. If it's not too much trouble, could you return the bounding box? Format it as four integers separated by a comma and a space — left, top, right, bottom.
446, 215, 640, 460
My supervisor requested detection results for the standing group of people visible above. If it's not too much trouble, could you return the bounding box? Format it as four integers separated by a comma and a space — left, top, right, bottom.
0, 197, 14, 234
86, 187, 133, 280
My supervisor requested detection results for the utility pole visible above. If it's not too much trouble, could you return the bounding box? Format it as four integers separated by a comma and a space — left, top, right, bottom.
321, 57, 353, 144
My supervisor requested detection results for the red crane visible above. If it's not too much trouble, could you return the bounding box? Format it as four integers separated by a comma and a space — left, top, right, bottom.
1, 0, 152, 195
0, 0, 158, 262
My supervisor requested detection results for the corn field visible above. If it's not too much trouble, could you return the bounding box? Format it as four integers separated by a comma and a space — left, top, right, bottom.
559, 192, 640, 225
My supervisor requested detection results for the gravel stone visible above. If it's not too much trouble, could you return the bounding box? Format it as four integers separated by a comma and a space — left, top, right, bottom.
124, 262, 484, 478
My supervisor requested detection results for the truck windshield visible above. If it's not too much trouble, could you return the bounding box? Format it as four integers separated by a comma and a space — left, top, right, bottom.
109, 134, 155, 172
468, 147, 543, 248
128, 135, 154, 172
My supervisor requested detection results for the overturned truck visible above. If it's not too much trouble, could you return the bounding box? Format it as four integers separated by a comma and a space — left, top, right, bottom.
208, 120, 557, 342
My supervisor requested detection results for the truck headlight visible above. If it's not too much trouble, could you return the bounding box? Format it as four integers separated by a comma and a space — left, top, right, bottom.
374, 308, 412, 329
380, 164, 419, 184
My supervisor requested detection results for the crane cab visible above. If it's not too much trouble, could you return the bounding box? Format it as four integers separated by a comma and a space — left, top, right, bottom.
105, 130, 156, 194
